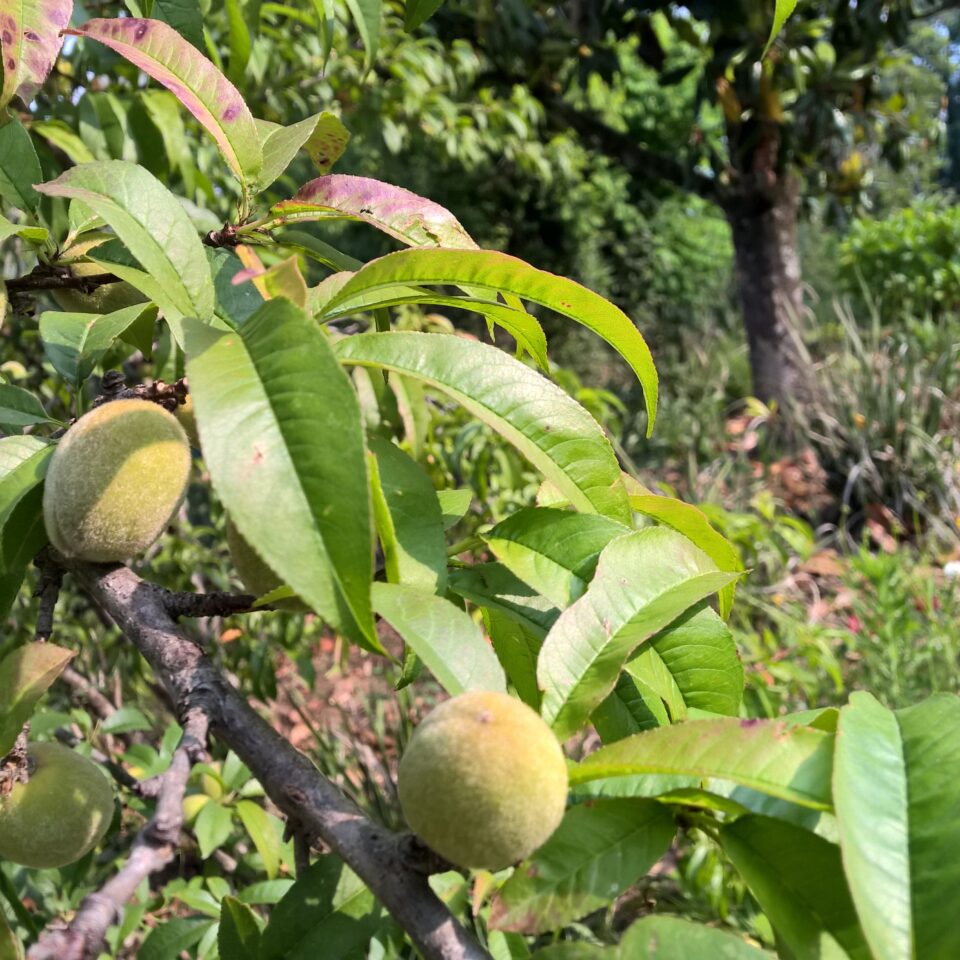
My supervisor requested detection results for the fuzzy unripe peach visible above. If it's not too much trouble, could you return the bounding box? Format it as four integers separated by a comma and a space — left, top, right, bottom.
0, 743, 114, 868
43, 398, 191, 562
398, 691, 568, 870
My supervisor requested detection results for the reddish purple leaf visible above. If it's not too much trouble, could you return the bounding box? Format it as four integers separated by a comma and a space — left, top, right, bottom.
0, 0, 73, 109
64, 17, 261, 183
271, 174, 478, 249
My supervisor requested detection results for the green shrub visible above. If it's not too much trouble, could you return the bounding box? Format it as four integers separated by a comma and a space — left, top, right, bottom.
839, 200, 960, 318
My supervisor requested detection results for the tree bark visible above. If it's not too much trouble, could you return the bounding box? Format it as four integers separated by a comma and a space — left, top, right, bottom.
724, 177, 811, 409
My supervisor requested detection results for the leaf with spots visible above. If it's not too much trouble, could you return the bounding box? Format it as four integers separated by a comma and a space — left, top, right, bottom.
64, 18, 262, 185
0, 0, 72, 111
271, 174, 477, 249
183, 300, 376, 650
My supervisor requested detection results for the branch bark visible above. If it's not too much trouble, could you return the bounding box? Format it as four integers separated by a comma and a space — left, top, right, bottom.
6, 267, 119, 295
54, 559, 488, 960
28, 710, 209, 960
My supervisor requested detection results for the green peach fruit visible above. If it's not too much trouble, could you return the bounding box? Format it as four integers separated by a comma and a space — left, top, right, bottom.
225, 518, 307, 611
43, 398, 191, 562
398, 690, 568, 870
0, 742, 113, 869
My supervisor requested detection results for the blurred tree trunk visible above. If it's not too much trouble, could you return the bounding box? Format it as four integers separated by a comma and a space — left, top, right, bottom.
724, 176, 810, 409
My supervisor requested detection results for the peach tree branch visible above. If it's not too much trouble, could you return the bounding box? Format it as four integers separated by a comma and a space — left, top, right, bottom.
28, 710, 209, 960
49, 558, 488, 960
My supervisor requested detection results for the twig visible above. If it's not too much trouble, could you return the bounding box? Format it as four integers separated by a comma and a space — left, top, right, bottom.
162, 590, 261, 619
58, 559, 488, 960
0, 730, 30, 796
59, 666, 118, 722
33, 550, 63, 642
6, 266, 119, 295
92, 374, 189, 415
292, 827, 313, 876
28, 709, 209, 960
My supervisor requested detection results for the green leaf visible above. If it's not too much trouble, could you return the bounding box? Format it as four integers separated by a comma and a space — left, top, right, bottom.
0, 487, 47, 619
436, 488, 472, 529
260, 855, 383, 960
273, 174, 477, 249
331, 286, 549, 370
0, 1, 70, 110
224, 0, 253, 86
326, 250, 658, 432
368, 438, 446, 593
766, 0, 800, 55
151, 0, 206, 49
235, 800, 281, 880
0, 436, 54, 600
449, 562, 559, 639
538, 529, 740, 740
0, 118, 41, 213
572, 717, 835, 811
335, 332, 630, 523
100, 705, 153, 735
721, 815, 870, 960
372, 582, 506, 695
0, 385, 56, 428
255, 113, 333, 190
491, 799, 675, 933
33, 119, 97, 165
194, 800, 234, 859
66, 18, 263, 184
0, 214, 47, 246
618, 915, 773, 958
218, 896, 261, 960
304, 113, 351, 175
209, 248, 265, 327
833, 693, 960, 960
343, 0, 381, 71
404, 0, 445, 30
592, 673, 669, 744
626, 487, 742, 619
35, 162, 215, 333
625, 604, 744, 721
483, 607, 543, 709
0, 643, 74, 756
0, 908, 23, 960
39, 304, 158, 387
484, 508, 629, 608
139, 917, 212, 960
0, 436, 53, 519
184, 301, 376, 647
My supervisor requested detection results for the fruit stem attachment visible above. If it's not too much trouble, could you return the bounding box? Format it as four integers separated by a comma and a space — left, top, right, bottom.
43, 557, 490, 960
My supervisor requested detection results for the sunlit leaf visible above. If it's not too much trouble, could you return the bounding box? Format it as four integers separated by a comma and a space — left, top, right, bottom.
335, 332, 630, 522
372, 582, 506, 695
0, 643, 75, 757
573, 717, 835, 810
538, 529, 739, 739
325, 249, 657, 431
833, 693, 960, 960
65, 18, 263, 184
184, 302, 376, 647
